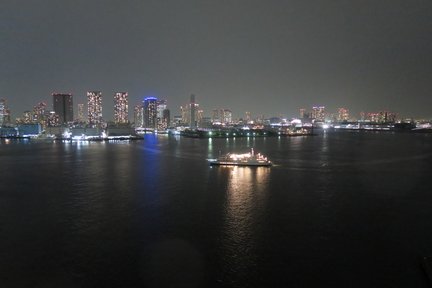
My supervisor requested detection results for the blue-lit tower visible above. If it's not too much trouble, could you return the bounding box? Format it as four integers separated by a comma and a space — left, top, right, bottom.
143, 97, 158, 129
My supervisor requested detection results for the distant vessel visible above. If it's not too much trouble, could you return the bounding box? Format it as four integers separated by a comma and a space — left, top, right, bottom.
287, 128, 316, 137
208, 148, 272, 166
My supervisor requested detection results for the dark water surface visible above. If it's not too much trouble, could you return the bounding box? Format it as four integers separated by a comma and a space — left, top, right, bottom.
1, 132, 432, 287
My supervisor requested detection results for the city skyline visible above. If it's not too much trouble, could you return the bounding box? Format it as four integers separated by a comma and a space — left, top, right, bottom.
1, 1, 432, 119
0, 92, 424, 125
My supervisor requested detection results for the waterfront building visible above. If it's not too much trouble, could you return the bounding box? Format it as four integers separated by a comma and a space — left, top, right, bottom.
157, 100, 167, 119
190, 94, 197, 129
157, 108, 170, 130
53, 93, 73, 125
114, 92, 128, 124
143, 97, 157, 129
156, 100, 170, 130
0, 126, 17, 137
87, 91, 103, 127
33, 102, 47, 126
77, 103, 85, 123
367, 111, 397, 123
17, 123, 42, 136
337, 108, 349, 121
197, 109, 204, 127
311, 106, 325, 122
47, 111, 60, 127
223, 109, 232, 124
0, 99, 6, 125
173, 115, 182, 126
0, 99, 11, 126
163, 109, 170, 128
181, 105, 189, 125
179, 95, 200, 128
22, 111, 33, 124
133, 104, 144, 127
212, 109, 232, 125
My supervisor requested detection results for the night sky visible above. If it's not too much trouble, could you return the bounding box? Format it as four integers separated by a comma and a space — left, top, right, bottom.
1, 0, 432, 120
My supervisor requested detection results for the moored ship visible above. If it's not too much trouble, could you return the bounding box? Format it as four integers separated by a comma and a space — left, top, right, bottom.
208, 148, 272, 166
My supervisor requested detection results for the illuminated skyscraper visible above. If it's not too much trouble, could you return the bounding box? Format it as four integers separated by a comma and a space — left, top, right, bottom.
367, 111, 396, 123
181, 95, 200, 127
47, 111, 59, 127
163, 109, 170, 128
337, 108, 349, 121
0, 99, 10, 126
156, 99, 168, 130
143, 97, 157, 129
87, 91, 103, 127
134, 104, 144, 127
33, 102, 47, 126
77, 103, 84, 123
189, 94, 200, 129
212, 109, 231, 124
114, 92, 128, 124
196, 109, 203, 126
157, 100, 167, 118
53, 93, 73, 125
311, 106, 325, 122
22, 111, 33, 124
181, 105, 189, 125
222, 109, 232, 124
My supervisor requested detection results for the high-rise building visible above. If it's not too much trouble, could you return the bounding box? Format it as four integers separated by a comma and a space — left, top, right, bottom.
222, 109, 232, 124
367, 111, 396, 123
47, 111, 60, 127
311, 106, 325, 122
157, 108, 170, 130
197, 109, 204, 127
0, 99, 10, 126
157, 100, 167, 118
22, 111, 33, 124
337, 108, 349, 121
114, 92, 128, 124
156, 100, 168, 130
181, 105, 189, 125
134, 104, 144, 127
190, 94, 197, 129
212, 109, 231, 124
143, 97, 157, 129
87, 91, 103, 127
163, 109, 170, 128
180, 95, 200, 127
77, 103, 84, 123
33, 102, 47, 124
53, 93, 73, 125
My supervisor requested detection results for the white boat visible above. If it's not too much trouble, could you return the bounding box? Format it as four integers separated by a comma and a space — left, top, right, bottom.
208, 148, 272, 167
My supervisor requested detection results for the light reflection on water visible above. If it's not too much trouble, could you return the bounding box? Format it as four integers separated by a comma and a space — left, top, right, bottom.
219, 166, 270, 281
